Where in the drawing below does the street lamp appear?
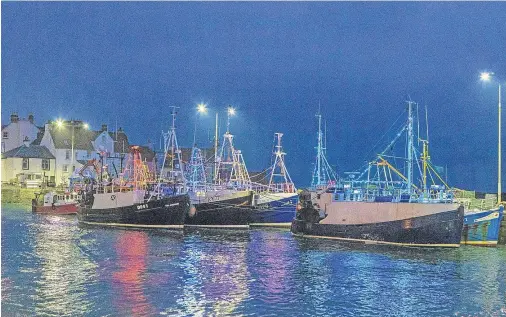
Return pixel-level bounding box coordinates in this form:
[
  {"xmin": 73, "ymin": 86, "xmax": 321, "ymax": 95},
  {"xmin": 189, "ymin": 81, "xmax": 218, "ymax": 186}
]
[
  {"xmin": 226, "ymin": 106, "xmax": 236, "ymax": 133},
  {"xmin": 194, "ymin": 103, "xmax": 208, "ymax": 145},
  {"xmin": 54, "ymin": 119, "xmax": 90, "ymax": 175},
  {"xmin": 480, "ymin": 72, "xmax": 502, "ymax": 204}
]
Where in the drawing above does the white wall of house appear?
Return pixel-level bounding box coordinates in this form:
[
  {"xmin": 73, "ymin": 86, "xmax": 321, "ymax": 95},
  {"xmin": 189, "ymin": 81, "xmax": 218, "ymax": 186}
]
[
  {"xmin": 1, "ymin": 157, "xmax": 56, "ymax": 184},
  {"xmin": 39, "ymin": 125, "xmax": 127, "ymax": 185},
  {"xmin": 92, "ymin": 131, "xmax": 115, "ymax": 154},
  {"xmin": 1, "ymin": 118, "xmax": 40, "ymax": 153}
]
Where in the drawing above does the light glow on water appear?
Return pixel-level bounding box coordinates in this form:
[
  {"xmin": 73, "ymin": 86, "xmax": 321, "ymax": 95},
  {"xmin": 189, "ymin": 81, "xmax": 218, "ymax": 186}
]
[{"xmin": 2, "ymin": 205, "xmax": 506, "ymax": 316}]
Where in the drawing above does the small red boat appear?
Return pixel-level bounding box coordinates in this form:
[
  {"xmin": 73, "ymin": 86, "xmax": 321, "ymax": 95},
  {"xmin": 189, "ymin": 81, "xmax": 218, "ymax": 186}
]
[{"xmin": 31, "ymin": 191, "xmax": 80, "ymax": 215}]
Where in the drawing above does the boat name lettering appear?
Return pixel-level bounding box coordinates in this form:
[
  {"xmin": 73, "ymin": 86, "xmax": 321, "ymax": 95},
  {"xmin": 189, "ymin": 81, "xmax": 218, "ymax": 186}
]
[
  {"xmin": 137, "ymin": 204, "xmax": 148, "ymax": 210},
  {"xmin": 168, "ymin": 203, "xmax": 180, "ymax": 207},
  {"xmin": 110, "ymin": 195, "xmax": 116, "ymax": 200}
]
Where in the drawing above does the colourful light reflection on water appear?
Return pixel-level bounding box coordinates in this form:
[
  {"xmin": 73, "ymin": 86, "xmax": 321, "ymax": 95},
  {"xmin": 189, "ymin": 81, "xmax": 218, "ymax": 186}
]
[{"xmin": 2, "ymin": 205, "xmax": 506, "ymax": 317}]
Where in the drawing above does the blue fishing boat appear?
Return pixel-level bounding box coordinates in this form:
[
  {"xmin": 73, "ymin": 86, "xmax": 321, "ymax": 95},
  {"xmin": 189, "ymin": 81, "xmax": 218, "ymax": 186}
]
[
  {"xmin": 462, "ymin": 205, "xmax": 504, "ymax": 246},
  {"xmin": 249, "ymin": 133, "xmax": 298, "ymax": 227}
]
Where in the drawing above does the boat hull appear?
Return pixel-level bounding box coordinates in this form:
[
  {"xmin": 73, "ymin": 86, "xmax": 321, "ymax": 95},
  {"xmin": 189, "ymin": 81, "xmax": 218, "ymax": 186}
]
[
  {"xmin": 292, "ymin": 192, "xmax": 464, "ymax": 247},
  {"xmin": 461, "ymin": 206, "xmax": 504, "ymax": 246},
  {"xmin": 77, "ymin": 193, "xmax": 189, "ymax": 229},
  {"xmin": 185, "ymin": 190, "xmax": 253, "ymax": 228},
  {"xmin": 249, "ymin": 193, "xmax": 298, "ymax": 227},
  {"xmin": 32, "ymin": 204, "xmax": 78, "ymax": 215}
]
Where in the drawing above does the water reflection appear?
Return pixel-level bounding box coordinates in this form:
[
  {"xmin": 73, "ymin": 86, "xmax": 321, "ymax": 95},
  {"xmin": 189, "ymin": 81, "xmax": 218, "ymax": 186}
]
[
  {"xmin": 168, "ymin": 229, "xmax": 250, "ymax": 316},
  {"xmin": 248, "ymin": 229, "xmax": 295, "ymax": 308},
  {"xmin": 2, "ymin": 205, "xmax": 506, "ymax": 317},
  {"xmin": 112, "ymin": 230, "xmax": 155, "ymax": 316},
  {"xmin": 32, "ymin": 215, "xmax": 97, "ymax": 316}
]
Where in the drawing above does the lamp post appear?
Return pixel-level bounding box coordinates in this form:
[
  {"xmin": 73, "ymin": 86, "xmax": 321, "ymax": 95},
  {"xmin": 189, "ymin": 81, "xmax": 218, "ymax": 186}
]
[
  {"xmin": 55, "ymin": 119, "xmax": 89, "ymax": 176},
  {"xmin": 194, "ymin": 105, "xmax": 236, "ymax": 181},
  {"xmin": 480, "ymin": 72, "xmax": 502, "ymax": 204}
]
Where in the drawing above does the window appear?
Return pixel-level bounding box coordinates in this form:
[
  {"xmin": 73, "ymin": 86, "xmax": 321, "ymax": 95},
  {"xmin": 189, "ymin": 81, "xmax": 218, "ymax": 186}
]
[
  {"xmin": 72, "ymin": 165, "xmax": 76, "ymax": 172},
  {"xmin": 22, "ymin": 158, "xmax": 29, "ymax": 170},
  {"xmin": 42, "ymin": 159, "xmax": 50, "ymax": 171},
  {"xmin": 2, "ymin": 132, "xmax": 8, "ymax": 139},
  {"xmin": 35, "ymin": 174, "xmax": 42, "ymax": 180},
  {"xmin": 63, "ymin": 164, "xmax": 68, "ymax": 172},
  {"xmin": 65, "ymin": 150, "xmax": 70, "ymax": 160}
]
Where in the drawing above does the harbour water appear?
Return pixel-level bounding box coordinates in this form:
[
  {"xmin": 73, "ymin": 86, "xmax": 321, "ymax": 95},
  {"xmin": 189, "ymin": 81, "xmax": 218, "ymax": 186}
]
[{"xmin": 2, "ymin": 204, "xmax": 506, "ymax": 317}]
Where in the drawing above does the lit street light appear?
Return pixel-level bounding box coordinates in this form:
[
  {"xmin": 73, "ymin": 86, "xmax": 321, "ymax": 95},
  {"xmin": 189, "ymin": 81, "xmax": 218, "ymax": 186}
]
[
  {"xmin": 480, "ymin": 71, "xmax": 502, "ymax": 204},
  {"xmin": 53, "ymin": 119, "xmax": 90, "ymax": 175}
]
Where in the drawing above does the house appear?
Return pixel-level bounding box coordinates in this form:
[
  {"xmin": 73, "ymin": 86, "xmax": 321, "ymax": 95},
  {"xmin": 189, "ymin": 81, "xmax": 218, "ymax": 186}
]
[
  {"xmin": 37, "ymin": 121, "xmax": 131, "ymax": 186},
  {"xmin": 1, "ymin": 138, "xmax": 56, "ymax": 188},
  {"xmin": 1, "ymin": 113, "xmax": 42, "ymax": 153}
]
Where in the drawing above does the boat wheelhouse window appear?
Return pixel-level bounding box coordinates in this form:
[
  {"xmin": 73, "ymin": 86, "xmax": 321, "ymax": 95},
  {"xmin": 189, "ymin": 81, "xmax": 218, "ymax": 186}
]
[
  {"xmin": 63, "ymin": 165, "xmax": 68, "ymax": 172},
  {"xmin": 65, "ymin": 150, "xmax": 71, "ymax": 160},
  {"xmin": 22, "ymin": 158, "xmax": 29, "ymax": 170},
  {"xmin": 42, "ymin": 159, "xmax": 50, "ymax": 171},
  {"xmin": 2, "ymin": 132, "xmax": 8, "ymax": 139},
  {"xmin": 53, "ymin": 195, "xmax": 58, "ymax": 203}
]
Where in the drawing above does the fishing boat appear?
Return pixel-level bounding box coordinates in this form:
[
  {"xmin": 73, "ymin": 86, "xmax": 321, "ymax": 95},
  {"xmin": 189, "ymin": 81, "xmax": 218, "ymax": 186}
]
[
  {"xmin": 183, "ymin": 108, "xmax": 254, "ymax": 228},
  {"xmin": 185, "ymin": 128, "xmax": 254, "ymax": 228},
  {"xmin": 32, "ymin": 191, "xmax": 80, "ymax": 214},
  {"xmin": 248, "ymin": 133, "xmax": 298, "ymax": 227},
  {"xmin": 77, "ymin": 131, "xmax": 190, "ymax": 229},
  {"xmin": 461, "ymin": 198, "xmax": 504, "ymax": 247},
  {"xmin": 292, "ymin": 102, "xmax": 464, "ymax": 247}
]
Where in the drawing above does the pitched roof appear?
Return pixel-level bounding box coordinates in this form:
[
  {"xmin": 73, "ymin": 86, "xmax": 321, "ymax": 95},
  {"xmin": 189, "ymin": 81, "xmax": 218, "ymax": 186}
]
[
  {"xmin": 109, "ymin": 131, "xmax": 130, "ymax": 153},
  {"xmin": 48, "ymin": 125, "xmax": 98, "ymax": 150},
  {"xmin": 31, "ymin": 127, "xmax": 45, "ymax": 146},
  {"xmin": 2, "ymin": 145, "xmax": 55, "ymax": 159}
]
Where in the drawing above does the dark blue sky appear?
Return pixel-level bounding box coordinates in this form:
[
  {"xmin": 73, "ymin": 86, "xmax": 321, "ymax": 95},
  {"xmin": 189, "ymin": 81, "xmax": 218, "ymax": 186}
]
[{"xmin": 2, "ymin": 2, "xmax": 506, "ymax": 191}]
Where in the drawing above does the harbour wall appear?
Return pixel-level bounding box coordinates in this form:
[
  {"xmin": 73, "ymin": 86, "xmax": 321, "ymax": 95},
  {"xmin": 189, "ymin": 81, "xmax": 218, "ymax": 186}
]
[{"xmin": 1, "ymin": 186, "xmax": 44, "ymax": 205}]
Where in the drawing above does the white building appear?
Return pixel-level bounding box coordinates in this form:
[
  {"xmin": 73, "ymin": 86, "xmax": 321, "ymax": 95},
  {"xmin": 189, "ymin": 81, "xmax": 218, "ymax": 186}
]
[
  {"xmin": 37, "ymin": 121, "xmax": 131, "ymax": 186},
  {"xmin": 1, "ymin": 138, "xmax": 56, "ymax": 187},
  {"xmin": 1, "ymin": 113, "xmax": 41, "ymax": 153}
]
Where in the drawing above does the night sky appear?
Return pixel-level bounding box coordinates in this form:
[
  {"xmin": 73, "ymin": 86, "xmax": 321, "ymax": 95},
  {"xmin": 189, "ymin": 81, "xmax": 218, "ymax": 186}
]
[{"xmin": 2, "ymin": 2, "xmax": 506, "ymax": 191}]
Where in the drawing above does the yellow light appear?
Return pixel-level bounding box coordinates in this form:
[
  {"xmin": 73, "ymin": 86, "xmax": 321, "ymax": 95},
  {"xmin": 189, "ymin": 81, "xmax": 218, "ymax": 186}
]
[
  {"xmin": 197, "ymin": 103, "xmax": 207, "ymax": 114},
  {"xmin": 55, "ymin": 119, "xmax": 64, "ymax": 128},
  {"xmin": 480, "ymin": 72, "xmax": 492, "ymax": 82},
  {"xmin": 228, "ymin": 107, "xmax": 236, "ymax": 116},
  {"xmin": 83, "ymin": 123, "xmax": 89, "ymax": 130}
]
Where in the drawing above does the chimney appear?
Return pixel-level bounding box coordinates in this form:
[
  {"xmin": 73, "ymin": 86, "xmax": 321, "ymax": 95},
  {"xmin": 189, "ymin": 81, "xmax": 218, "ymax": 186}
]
[
  {"xmin": 10, "ymin": 113, "xmax": 19, "ymax": 123},
  {"xmin": 28, "ymin": 113, "xmax": 34, "ymax": 124},
  {"xmin": 101, "ymin": 124, "xmax": 108, "ymax": 132},
  {"xmin": 23, "ymin": 136, "xmax": 30, "ymax": 147}
]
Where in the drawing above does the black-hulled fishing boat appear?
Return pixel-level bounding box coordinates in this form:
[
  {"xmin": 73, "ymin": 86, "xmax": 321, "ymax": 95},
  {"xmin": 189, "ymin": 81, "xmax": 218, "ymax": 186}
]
[
  {"xmin": 185, "ymin": 188, "xmax": 254, "ymax": 228},
  {"xmin": 78, "ymin": 144, "xmax": 189, "ymax": 229},
  {"xmin": 291, "ymin": 101, "xmax": 464, "ymax": 247},
  {"xmin": 292, "ymin": 190, "xmax": 464, "ymax": 247},
  {"xmin": 184, "ymin": 112, "xmax": 254, "ymax": 228},
  {"xmin": 78, "ymin": 189, "xmax": 189, "ymax": 229}
]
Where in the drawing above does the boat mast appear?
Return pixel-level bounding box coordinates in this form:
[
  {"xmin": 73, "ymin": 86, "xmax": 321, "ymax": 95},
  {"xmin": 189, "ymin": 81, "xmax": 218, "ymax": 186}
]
[
  {"xmin": 407, "ymin": 101, "xmax": 414, "ymax": 195},
  {"xmin": 311, "ymin": 107, "xmax": 337, "ymax": 188},
  {"xmin": 268, "ymin": 133, "xmax": 295, "ymax": 193},
  {"xmin": 160, "ymin": 106, "xmax": 185, "ymax": 188}
]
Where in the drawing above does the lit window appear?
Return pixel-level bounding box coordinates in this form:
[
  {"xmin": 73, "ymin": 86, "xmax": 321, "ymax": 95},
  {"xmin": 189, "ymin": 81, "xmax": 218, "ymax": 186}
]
[
  {"xmin": 65, "ymin": 150, "xmax": 70, "ymax": 160},
  {"xmin": 2, "ymin": 132, "xmax": 8, "ymax": 139},
  {"xmin": 22, "ymin": 158, "xmax": 29, "ymax": 170},
  {"xmin": 42, "ymin": 159, "xmax": 50, "ymax": 171}
]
